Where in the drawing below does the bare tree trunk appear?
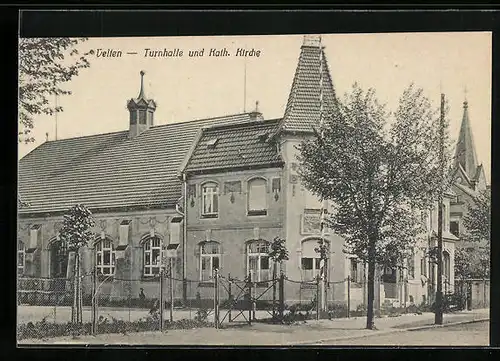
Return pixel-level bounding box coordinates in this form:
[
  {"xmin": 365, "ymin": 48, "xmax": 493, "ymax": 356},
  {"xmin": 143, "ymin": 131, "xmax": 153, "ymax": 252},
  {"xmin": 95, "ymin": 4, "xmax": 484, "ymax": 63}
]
[
  {"xmin": 366, "ymin": 238, "xmax": 376, "ymax": 330},
  {"xmin": 272, "ymin": 262, "xmax": 277, "ymax": 319}
]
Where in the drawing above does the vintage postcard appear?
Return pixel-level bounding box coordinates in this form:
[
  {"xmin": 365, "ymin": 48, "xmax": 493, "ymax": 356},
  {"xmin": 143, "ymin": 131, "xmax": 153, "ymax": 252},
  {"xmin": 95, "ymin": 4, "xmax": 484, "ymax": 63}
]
[{"xmin": 17, "ymin": 32, "xmax": 491, "ymax": 346}]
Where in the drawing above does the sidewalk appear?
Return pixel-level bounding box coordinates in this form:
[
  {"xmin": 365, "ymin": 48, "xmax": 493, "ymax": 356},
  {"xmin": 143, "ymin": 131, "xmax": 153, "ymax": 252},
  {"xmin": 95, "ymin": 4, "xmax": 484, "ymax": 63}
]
[{"xmin": 18, "ymin": 308, "xmax": 489, "ymax": 345}]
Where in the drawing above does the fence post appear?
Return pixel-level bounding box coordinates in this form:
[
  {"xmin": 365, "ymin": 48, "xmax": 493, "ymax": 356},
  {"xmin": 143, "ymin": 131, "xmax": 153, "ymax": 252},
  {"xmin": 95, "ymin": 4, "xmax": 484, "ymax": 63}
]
[
  {"xmin": 347, "ymin": 275, "xmax": 351, "ymax": 318},
  {"xmin": 247, "ymin": 273, "xmax": 252, "ymax": 325},
  {"xmin": 91, "ymin": 267, "xmax": 96, "ymax": 335},
  {"xmin": 169, "ymin": 259, "xmax": 174, "ymax": 322},
  {"xmin": 279, "ymin": 272, "xmax": 285, "ymax": 322},
  {"xmin": 214, "ymin": 268, "xmax": 219, "ymax": 329},
  {"xmin": 78, "ymin": 253, "xmax": 83, "ymax": 324},
  {"xmin": 252, "ymin": 271, "xmax": 257, "ymax": 321},
  {"xmin": 159, "ymin": 270, "xmax": 164, "ymax": 332},
  {"xmin": 228, "ymin": 273, "xmax": 232, "ymax": 323},
  {"xmin": 72, "ymin": 254, "xmax": 77, "ymax": 324},
  {"xmin": 316, "ymin": 275, "xmax": 320, "ymax": 320},
  {"xmin": 483, "ymin": 279, "xmax": 487, "ymax": 308}
]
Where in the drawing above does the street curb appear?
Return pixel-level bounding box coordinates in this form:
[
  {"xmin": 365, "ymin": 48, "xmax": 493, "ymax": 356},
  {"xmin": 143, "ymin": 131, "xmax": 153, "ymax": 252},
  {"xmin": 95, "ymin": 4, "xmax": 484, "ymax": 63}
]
[
  {"xmin": 405, "ymin": 317, "xmax": 489, "ymax": 332},
  {"xmin": 290, "ymin": 317, "xmax": 489, "ymax": 345}
]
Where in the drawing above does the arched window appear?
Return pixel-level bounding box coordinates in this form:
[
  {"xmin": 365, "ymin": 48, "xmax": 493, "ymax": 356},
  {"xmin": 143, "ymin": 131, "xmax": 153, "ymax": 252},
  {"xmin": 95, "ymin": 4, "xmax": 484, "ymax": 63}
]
[
  {"xmin": 95, "ymin": 238, "xmax": 116, "ymax": 276},
  {"xmin": 201, "ymin": 182, "xmax": 219, "ymax": 218},
  {"xmin": 143, "ymin": 236, "xmax": 163, "ymax": 277},
  {"xmin": 443, "ymin": 251, "xmax": 451, "ymax": 281},
  {"xmin": 246, "ymin": 240, "xmax": 270, "ymax": 282},
  {"xmin": 300, "ymin": 238, "xmax": 329, "ymax": 281},
  {"xmin": 17, "ymin": 240, "xmax": 25, "ymax": 276},
  {"xmin": 247, "ymin": 178, "xmax": 267, "ymax": 216},
  {"xmin": 50, "ymin": 239, "xmax": 68, "ymax": 278},
  {"xmin": 199, "ymin": 241, "xmax": 221, "ymax": 281}
]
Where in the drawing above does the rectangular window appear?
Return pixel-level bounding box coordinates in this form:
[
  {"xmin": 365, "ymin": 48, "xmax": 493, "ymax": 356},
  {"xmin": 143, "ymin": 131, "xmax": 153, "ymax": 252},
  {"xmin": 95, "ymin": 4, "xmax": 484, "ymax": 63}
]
[
  {"xmin": 272, "ymin": 178, "xmax": 281, "ymax": 193},
  {"xmin": 450, "ymin": 221, "xmax": 459, "ymax": 237},
  {"xmin": 200, "ymin": 242, "xmax": 221, "ymax": 281},
  {"xmin": 247, "ymin": 241, "xmax": 270, "ymax": 282},
  {"xmin": 301, "ymin": 258, "xmax": 313, "ymax": 270},
  {"xmin": 301, "ymin": 257, "xmax": 322, "ymax": 281},
  {"xmin": 202, "ymin": 183, "xmax": 219, "ymax": 217}
]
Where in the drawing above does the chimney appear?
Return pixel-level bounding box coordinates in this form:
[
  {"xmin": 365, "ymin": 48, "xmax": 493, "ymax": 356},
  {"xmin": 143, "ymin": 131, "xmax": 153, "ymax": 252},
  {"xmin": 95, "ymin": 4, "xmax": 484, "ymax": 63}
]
[
  {"xmin": 127, "ymin": 70, "xmax": 157, "ymax": 139},
  {"xmin": 249, "ymin": 101, "xmax": 263, "ymax": 121}
]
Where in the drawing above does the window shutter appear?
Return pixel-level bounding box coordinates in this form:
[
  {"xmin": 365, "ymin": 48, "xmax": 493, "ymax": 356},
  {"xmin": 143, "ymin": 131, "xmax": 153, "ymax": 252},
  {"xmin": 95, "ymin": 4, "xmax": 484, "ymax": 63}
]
[
  {"xmin": 29, "ymin": 225, "xmax": 40, "ymax": 249},
  {"xmin": 170, "ymin": 219, "xmax": 181, "ymax": 244},
  {"xmin": 119, "ymin": 221, "xmax": 130, "ymax": 247},
  {"xmin": 249, "ymin": 179, "xmax": 267, "ymax": 211}
]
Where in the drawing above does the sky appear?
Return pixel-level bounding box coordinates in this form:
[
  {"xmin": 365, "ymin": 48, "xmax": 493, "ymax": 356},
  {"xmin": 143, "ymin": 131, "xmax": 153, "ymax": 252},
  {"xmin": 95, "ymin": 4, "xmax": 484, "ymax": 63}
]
[{"xmin": 18, "ymin": 32, "xmax": 492, "ymax": 182}]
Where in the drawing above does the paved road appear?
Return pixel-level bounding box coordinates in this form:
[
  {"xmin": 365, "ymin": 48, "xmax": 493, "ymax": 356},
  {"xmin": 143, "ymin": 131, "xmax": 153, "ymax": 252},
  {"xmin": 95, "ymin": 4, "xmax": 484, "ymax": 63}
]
[{"xmin": 313, "ymin": 321, "xmax": 489, "ymax": 346}]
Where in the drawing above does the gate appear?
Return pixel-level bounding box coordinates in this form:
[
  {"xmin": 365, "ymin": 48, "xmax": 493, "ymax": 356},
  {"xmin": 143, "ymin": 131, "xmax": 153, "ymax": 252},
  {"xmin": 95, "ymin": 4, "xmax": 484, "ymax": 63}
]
[{"xmin": 217, "ymin": 272, "xmax": 285, "ymax": 327}]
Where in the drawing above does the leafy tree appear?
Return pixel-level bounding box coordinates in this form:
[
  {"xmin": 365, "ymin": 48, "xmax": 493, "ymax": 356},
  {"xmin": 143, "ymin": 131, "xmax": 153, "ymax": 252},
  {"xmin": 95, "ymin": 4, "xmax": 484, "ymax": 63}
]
[
  {"xmin": 455, "ymin": 247, "xmax": 489, "ymax": 280},
  {"xmin": 456, "ymin": 188, "xmax": 491, "ymax": 279},
  {"xmin": 463, "ymin": 188, "xmax": 491, "ymax": 244},
  {"xmin": 297, "ymin": 83, "xmax": 451, "ymax": 329},
  {"xmin": 59, "ymin": 204, "xmax": 95, "ymax": 323},
  {"xmin": 18, "ymin": 38, "xmax": 94, "ymax": 143},
  {"xmin": 268, "ymin": 236, "xmax": 289, "ymax": 319}
]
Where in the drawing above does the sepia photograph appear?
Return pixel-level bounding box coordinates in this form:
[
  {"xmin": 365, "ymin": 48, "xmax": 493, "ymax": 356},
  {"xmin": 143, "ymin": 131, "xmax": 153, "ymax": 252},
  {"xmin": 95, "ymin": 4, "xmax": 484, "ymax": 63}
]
[{"xmin": 17, "ymin": 31, "xmax": 491, "ymax": 346}]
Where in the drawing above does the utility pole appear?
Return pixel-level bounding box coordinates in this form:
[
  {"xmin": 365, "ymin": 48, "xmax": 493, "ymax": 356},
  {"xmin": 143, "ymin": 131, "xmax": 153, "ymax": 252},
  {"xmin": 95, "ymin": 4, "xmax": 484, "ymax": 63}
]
[{"xmin": 434, "ymin": 93, "xmax": 445, "ymax": 325}]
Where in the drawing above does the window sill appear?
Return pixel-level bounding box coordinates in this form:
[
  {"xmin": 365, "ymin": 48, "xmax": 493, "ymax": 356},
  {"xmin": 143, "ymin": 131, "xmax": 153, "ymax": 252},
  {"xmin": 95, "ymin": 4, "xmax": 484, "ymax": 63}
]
[
  {"xmin": 142, "ymin": 275, "xmax": 161, "ymax": 281},
  {"xmin": 198, "ymin": 281, "xmax": 215, "ymax": 288},
  {"xmin": 247, "ymin": 210, "xmax": 267, "ymax": 217},
  {"xmin": 201, "ymin": 214, "xmax": 218, "ymax": 219}
]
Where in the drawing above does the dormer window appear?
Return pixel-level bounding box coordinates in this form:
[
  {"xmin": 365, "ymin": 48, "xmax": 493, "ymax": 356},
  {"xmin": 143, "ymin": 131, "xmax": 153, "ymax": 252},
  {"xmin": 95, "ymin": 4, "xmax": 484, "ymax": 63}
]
[
  {"xmin": 257, "ymin": 132, "xmax": 269, "ymax": 143},
  {"xmin": 206, "ymin": 138, "xmax": 219, "ymax": 149}
]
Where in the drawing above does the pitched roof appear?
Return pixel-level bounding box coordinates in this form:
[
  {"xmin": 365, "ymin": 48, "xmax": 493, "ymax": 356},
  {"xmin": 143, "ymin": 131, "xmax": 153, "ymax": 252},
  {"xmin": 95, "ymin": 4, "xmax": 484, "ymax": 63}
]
[
  {"xmin": 183, "ymin": 118, "xmax": 284, "ymax": 174},
  {"xmin": 18, "ymin": 113, "xmax": 256, "ymax": 215},
  {"xmin": 277, "ymin": 39, "xmax": 337, "ymax": 134},
  {"xmin": 454, "ymin": 100, "xmax": 479, "ymax": 181}
]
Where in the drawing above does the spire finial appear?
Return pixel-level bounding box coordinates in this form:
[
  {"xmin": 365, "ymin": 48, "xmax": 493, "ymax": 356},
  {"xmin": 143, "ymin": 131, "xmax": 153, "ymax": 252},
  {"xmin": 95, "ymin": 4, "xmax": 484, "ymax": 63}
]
[
  {"xmin": 255, "ymin": 100, "xmax": 259, "ymax": 112},
  {"xmin": 464, "ymin": 85, "xmax": 468, "ymax": 108},
  {"xmin": 138, "ymin": 70, "xmax": 146, "ymax": 99}
]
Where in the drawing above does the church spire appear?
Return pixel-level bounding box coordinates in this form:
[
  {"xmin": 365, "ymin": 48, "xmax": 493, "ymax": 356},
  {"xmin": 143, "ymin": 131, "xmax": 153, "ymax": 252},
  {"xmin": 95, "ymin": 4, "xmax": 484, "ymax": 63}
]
[{"xmin": 454, "ymin": 96, "xmax": 479, "ymax": 182}]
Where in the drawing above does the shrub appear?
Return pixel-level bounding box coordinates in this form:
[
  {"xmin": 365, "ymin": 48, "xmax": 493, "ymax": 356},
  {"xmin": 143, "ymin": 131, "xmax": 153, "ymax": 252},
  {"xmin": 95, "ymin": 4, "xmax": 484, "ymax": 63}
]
[{"xmin": 17, "ymin": 317, "xmax": 213, "ymax": 340}]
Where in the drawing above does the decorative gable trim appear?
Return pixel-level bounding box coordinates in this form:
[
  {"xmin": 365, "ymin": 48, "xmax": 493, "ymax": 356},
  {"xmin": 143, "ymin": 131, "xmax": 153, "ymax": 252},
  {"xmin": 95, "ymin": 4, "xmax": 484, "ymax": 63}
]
[{"xmin": 178, "ymin": 127, "xmax": 205, "ymax": 178}]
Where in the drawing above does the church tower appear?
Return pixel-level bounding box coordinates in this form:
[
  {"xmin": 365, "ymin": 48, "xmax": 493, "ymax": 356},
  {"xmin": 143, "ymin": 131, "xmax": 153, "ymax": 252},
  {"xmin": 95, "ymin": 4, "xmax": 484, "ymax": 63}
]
[
  {"xmin": 127, "ymin": 70, "xmax": 157, "ymax": 139},
  {"xmin": 453, "ymin": 98, "xmax": 486, "ymax": 191}
]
